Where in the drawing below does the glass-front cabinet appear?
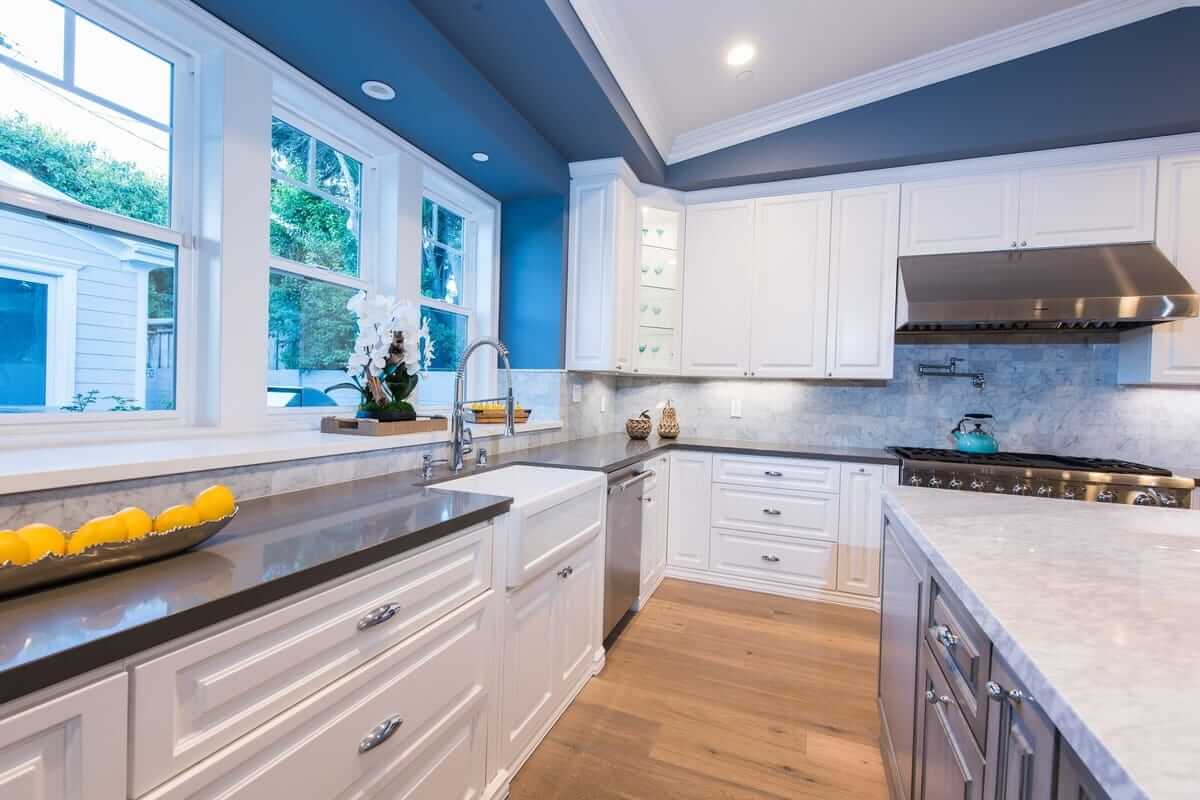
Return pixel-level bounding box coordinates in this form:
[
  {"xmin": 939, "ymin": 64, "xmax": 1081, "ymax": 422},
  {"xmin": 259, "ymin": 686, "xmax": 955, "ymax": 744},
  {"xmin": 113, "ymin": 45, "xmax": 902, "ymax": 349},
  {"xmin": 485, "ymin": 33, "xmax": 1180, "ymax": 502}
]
[{"xmin": 635, "ymin": 205, "xmax": 683, "ymax": 374}]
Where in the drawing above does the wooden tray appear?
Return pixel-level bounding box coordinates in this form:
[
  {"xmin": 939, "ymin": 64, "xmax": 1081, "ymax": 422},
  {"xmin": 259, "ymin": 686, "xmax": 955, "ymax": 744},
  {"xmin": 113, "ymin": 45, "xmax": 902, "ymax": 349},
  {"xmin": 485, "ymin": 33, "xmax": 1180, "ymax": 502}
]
[
  {"xmin": 465, "ymin": 408, "xmax": 532, "ymax": 425},
  {"xmin": 320, "ymin": 416, "xmax": 448, "ymax": 436}
]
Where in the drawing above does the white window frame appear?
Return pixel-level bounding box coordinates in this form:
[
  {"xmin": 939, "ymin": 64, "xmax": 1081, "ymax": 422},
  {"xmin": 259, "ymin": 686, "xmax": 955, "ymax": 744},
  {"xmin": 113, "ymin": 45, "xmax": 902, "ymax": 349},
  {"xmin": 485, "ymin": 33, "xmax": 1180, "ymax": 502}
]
[
  {"xmin": 0, "ymin": 0, "xmax": 195, "ymax": 432},
  {"xmin": 266, "ymin": 104, "xmax": 379, "ymax": 417}
]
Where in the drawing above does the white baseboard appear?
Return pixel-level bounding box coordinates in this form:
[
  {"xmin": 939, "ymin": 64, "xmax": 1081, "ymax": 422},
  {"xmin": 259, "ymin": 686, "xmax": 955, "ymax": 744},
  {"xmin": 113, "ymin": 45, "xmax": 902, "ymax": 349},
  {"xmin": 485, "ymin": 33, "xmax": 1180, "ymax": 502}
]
[
  {"xmin": 664, "ymin": 565, "xmax": 881, "ymax": 612},
  {"xmin": 633, "ymin": 569, "xmax": 667, "ymax": 611}
]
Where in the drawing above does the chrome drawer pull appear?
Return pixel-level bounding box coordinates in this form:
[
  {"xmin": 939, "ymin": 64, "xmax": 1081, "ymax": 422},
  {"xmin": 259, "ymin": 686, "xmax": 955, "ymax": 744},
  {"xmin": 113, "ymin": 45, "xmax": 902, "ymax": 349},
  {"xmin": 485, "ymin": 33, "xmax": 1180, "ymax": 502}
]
[
  {"xmin": 357, "ymin": 604, "xmax": 399, "ymax": 631},
  {"xmin": 934, "ymin": 624, "xmax": 960, "ymax": 650},
  {"xmin": 761, "ymin": 554, "xmax": 781, "ymax": 563},
  {"xmin": 925, "ymin": 690, "xmax": 952, "ymax": 706},
  {"xmin": 987, "ymin": 681, "xmax": 1033, "ymax": 705},
  {"xmin": 763, "ymin": 470, "xmax": 783, "ymax": 477},
  {"xmin": 358, "ymin": 715, "xmax": 403, "ymax": 754},
  {"xmin": 557, "ymin": 566, "xmax": 574, "ymax": 579},
  {"xmin": 762, "ymin": 508, "xmax": 782, "ymax": 516}
]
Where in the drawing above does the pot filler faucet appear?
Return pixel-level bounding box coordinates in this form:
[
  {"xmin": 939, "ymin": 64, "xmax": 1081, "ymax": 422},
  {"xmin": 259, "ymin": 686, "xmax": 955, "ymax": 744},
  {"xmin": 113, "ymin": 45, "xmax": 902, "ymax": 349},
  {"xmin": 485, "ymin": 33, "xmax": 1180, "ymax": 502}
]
[{"xmin": 450, "ymin": 337, "xmax": 515, "ymax": 472}]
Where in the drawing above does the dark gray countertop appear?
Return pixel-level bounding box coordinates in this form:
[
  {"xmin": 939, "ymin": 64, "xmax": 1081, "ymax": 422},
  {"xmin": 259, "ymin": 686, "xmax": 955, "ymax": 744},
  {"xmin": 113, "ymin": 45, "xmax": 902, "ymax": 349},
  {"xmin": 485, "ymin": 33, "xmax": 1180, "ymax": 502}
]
[
  {"xmin": 454, "ymin": 433, "xmax": 898, "ymax": 476},
  {"xmin": 0, "ymin": 474, "xmax": 510, "ymax": 706}
]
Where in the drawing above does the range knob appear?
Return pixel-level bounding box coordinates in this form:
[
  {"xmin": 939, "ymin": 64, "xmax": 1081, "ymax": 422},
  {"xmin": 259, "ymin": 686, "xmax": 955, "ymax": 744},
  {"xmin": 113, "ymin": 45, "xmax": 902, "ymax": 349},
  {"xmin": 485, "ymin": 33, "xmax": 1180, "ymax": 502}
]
[
  {"xmin": 909, "ymin": 474, "xmax": 923, "ymax": 487},
  {"xmin": 1062, "ymin": 486, "xmax": 1078, "ymax": 500},
  {"xmin": 1011, "ymin": 483, "xmax": 1030, "ymax": 496},
  {"xmin": 928, "ymin": 476, "xmax": 944, "ymax": 489},
  {"xmin": 1096, "ymin": 488, "xmax": 1116, "ymax": 503},
  {"xmin": 970, "ymin": 478, "xmax": 986, "ymax": 491},
  {"xmin": 1162, "ymin": 494, "xmax": 1180, "ymax": 508},
  {"xmin": 993, "ymin": 484, "xmax": 1007, "ymax": 493},
  {"xmin": 1035, "ymin": 485, "xmax": 1054, "ymax": 498},
  {"xmin": 1133, "ymin": 493, "xmax": 1155, "ymax": 506},
  {"xmin": 948, "ymin": 476, "xmax": 964, "ymax": 490}
]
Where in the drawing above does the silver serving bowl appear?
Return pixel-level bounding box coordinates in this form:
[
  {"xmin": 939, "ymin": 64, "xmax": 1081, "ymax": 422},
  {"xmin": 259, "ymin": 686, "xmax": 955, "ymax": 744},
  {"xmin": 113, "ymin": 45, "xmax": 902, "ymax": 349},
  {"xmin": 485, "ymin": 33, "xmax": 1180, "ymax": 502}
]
[{"xmin": 0, "ymin": 508, "xmax": 238, "ymax": 598}]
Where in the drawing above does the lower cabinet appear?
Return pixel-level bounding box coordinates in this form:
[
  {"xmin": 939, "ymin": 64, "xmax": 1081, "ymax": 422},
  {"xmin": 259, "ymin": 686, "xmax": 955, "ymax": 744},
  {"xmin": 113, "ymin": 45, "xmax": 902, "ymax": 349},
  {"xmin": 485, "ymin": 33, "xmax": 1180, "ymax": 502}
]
[
  {"xmin": 983, "ymin": 651, "xmax": 1055, "ymax": 800},
  {"xmin": 916, "ymin": 641, "xmax": 985, "ymax": 800},
  {"xmin": 666, "ymin": 450, "xmax": 713, "ymax": 569},
  {"xmin": 501, "ymin": 535, "xmax": 601, "ymax": 768},
  {"xmin": 0, "ymin": 673, "xmax": 127, "ymax": 800},
  {"xmin": 836, "ymin": 463, "xmax": 885, "ymax": 596},
  {"xmin": 1057, "ymin": 740, "xmax": 1111, "ymax": 800},
  {"xmin": 878, "ymin": 519, "xmax": 925, "ymax": 800},
  {"xmin": 638, "ymin": 454, "xmax": 670, "ymax": 607}
]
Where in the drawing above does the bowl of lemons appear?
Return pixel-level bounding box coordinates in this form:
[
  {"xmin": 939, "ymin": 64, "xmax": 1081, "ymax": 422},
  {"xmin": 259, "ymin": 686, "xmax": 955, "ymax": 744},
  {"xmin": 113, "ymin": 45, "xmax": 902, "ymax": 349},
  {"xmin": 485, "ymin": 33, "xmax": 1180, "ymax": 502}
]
[{"xmin": 0, "ymin": 485, "xmax": 238, "ymax": 597}]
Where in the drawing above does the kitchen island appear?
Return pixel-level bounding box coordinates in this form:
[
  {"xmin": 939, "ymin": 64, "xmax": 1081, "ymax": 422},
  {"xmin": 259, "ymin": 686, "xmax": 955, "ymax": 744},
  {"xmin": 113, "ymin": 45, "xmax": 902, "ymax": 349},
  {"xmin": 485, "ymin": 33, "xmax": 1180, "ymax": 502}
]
[{"xmin": 880, "ymin": 485, "xmax": 1200, "ymax": 800}]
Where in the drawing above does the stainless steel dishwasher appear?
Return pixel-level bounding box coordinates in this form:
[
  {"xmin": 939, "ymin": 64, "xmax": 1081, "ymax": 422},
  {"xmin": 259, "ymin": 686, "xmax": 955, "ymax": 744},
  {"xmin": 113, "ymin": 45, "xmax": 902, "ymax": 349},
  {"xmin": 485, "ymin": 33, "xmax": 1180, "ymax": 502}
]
[{"xmin": 603, "ymin": 464, "xmax": 653, "ymax": 639}]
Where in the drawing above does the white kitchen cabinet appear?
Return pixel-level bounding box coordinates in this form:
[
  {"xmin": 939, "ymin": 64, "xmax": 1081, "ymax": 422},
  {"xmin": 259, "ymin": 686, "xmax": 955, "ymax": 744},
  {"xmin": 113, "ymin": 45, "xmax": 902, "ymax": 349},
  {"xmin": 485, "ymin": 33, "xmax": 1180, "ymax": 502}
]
[
  {"xmin": 666, "ymin": 450, "xmax": 713, "ymax": 569},
  {"xmin": 749, "ymin": 192, "xmax": 832, "ymax": 378},
  {"xmin": 709, "ymin": 529, "xmax": 838, "ymax": 590},
  {"xmin": 0, "ymin": 674, "xmax": 126, "ymax": 800},
  {"xmin": 827, "ymin": 184, "xmax": 900, "ymax": 379},
  {"xmin": 1119, "ymin": 152, "xmax": 1200, "ymax": 385},
  {"xmin": 638, "ymin": 455, "xmax": 670, "ymax": 608},
  {"xmin": 836, "ymin": 463, "xmax": 885, "ymax": 597},
  {"xmin": 899, "ymin": 172, "xmax": 1020, "ymax": 255},
  {"xmin": 635, "ymin": 202, "xmax": 685, "ymax": 375},
  {"xmin": 555, "ymin": 538, "xmax": 600, "ymax": 695},
  {"xmin": 566, "ymin": 164, "xmax": 638, "ymax": 373},
  {"xmin": 680, "ymin": 200, "xmax": 754, "ymax": 376},
  {"xmin": 1017, "ymin": 158, "xmax": 1156, "ymax": 248}
]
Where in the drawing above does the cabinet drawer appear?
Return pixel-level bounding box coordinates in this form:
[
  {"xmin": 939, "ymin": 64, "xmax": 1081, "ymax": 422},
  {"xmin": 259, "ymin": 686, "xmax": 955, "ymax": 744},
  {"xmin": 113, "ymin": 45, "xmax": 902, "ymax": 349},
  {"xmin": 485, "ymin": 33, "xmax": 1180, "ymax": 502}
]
[
  {"xmin": 713, "ymin": 453, "xmax": 840, "ymax": 493},
  {"xmin": 710, "ymin": 528, "xmax": 837, "ymax": 589},
  {"xmin": 130, "ymin": 524, "xmax": 493, "ymax": 795},
  {"xmin": 710, "ymin": 484, "xmax": 838, "ymax": 541},
  {"xmin": 924, "ymin": 570, "xmax": 990, "ymax": 751},
  {"xmin": 142, "ymin": 594, "xmax": 493, "ymax": 800},
  {"xmin": 917, "ymin": 641, "xmax": 984, "ymax": 800}
]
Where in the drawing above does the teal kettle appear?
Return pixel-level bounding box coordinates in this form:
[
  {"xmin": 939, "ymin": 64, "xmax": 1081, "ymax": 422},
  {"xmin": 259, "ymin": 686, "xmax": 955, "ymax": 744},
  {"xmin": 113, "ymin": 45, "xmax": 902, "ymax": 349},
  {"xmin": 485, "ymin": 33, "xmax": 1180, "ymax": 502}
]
[{"xmin": 952, "ymin": 413, "xmax": 999, "ymax": 454}]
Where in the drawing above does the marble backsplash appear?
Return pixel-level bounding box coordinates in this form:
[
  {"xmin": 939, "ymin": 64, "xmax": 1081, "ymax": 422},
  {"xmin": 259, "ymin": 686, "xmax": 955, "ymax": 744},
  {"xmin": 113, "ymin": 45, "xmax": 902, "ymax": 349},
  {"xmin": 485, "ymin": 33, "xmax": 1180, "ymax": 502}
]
[{"xmin": 605, "ymin": 340, "xmax": 1200, "ymax": 473}]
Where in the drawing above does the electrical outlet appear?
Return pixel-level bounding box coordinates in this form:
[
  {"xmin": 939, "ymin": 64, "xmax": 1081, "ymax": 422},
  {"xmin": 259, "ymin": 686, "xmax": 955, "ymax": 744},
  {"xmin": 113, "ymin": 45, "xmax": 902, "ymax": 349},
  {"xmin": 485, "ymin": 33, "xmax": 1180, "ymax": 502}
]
[
  {"xmin": 600, "ymin": 395, "xmax": 607, "ymax": 413},
  {"xmin": 571, "ymin": 384, "xmax": 582, "ymax": 403},
  {"xmin": 730, "ymin": 398, "xmax": 742, "ymax": 418}
]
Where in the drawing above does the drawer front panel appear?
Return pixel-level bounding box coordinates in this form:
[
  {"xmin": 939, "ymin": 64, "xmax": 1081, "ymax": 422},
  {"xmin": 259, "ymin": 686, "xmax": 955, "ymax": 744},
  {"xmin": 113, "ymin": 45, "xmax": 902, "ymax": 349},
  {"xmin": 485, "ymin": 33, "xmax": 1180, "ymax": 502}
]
[
  {"xmin": 710, "ymin": 528, "xmax": 837, "ymax": 589},
  {"xmin": 710, "ymin": 484, "xmax": 838, "ymax": 541},
  {"xmin": 131, "ymin": 525, "xmax": 493, "ymax": 795},
  {"xmin": 713, "ymin": 454, "xmax": 840, "ymax": 493},
  {"xmin": 924, "ymin": 570, "xmax": 990, "ymax": 750},
  {"xmin": 511, "ymin": 486, "xmax": 603, "ymax": 588},
  {"xmin": 918, "ymin": 641, "xmax": 984, "ymax": 800},
  {"xmin": 143, "ymin": 594, "xmax": 493, "ymax": 800}
]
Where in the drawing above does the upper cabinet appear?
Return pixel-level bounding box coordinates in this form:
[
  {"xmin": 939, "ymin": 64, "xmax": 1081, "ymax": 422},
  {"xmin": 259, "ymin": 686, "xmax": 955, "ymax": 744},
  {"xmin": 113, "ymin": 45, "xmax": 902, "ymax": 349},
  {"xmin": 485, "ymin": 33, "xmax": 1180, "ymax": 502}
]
[
  {"xmin": 566, "ymin": 164, "xmax": 639, "ymax": 373},
  {"xmin": 899, "ymin": 157, "xmax": 1157, "ymax": 256},
  {"xmin": 750, "ymin": 193, "xmax": 832, "ymax": 379},
  {"xmin": 899, "ymin": 173, "xmax": 1020, "ymax": 256},
  {"xmin": 827, "ymin": 185, "xmax": 900, "ymax": 380},
  {"xmin": 680, "ymin": 200, "xmax": 755, "ymax": 377},
  {"xmin": 1119, "ymin": 152, "xmax": 1200, "ymax": 385},
  {"xmin": 635, "ymin": 202, "xmax": 685, "ymax": 375}
]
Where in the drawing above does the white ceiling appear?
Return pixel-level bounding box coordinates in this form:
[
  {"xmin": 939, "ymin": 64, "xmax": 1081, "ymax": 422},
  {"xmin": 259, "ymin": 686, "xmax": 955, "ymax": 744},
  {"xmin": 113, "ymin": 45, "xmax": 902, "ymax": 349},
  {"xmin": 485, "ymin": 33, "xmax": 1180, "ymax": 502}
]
[{"xmin": 570, "ymin": 0, "xmax": 1180, "ymax": 163}]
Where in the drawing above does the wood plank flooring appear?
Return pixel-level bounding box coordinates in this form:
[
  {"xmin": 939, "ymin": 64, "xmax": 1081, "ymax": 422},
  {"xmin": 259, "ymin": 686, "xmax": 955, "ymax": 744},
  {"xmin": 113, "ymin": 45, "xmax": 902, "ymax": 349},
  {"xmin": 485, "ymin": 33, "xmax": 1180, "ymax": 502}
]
[{"xmin": 510, "ymin": 579, "xmax": 887, "ymax": 800}]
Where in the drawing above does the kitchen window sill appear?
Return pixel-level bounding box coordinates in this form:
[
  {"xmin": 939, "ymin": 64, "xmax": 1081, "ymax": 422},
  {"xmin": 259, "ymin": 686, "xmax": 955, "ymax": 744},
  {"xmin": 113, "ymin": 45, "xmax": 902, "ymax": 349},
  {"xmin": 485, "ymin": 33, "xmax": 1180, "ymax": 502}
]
[{"xmin": 0, "ymin": 419, "xmax": 563, "ymax": 496}]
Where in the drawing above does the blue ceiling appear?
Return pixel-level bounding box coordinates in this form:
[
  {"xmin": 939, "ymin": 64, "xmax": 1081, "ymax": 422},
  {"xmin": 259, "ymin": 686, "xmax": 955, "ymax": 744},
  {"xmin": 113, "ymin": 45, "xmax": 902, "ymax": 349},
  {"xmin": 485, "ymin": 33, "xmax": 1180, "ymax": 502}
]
[{"xmin": 191, "ymin": 0, "xmax": 570, "ymax": 200}]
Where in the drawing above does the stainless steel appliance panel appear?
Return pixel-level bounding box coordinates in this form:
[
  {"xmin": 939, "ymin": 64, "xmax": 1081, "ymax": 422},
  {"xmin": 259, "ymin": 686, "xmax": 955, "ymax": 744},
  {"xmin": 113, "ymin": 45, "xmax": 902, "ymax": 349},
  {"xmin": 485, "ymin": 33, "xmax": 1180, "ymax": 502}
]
[{"xmin": 603, "ymin": 467, "xmax": 651, "ymax": 639}]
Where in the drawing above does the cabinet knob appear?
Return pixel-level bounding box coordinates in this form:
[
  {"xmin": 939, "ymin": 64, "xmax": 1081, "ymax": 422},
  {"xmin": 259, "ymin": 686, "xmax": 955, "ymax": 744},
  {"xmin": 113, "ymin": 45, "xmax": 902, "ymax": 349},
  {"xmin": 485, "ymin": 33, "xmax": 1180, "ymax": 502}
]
[
  {"xmin": 760, "ymin": 554, "xmax": 781, "ymax": 563},
  {"xmin": 557, "ymin": 566, "xmax": 574, "ymax": 579},
  {"xmin": 1020, "ymin": 240, "xmax": 1028, "ymax": 247},
  {"xmin": 1011, "ymin": 241, "xmax": 1018, "ymax": 248},
  {"xmin": 764, "ymin": 470, "xmax": 784, "ymax": 477},
  {"xmin": 934, "ymin": 624, "xmax": 960, "ymax": 650},
  {"xmin": 925, "ymin": 690, "xmax": 951, "ymax": 706},
  {"xmin": 762, "ymin": 508, "xmax": 782, "ymax": 516},
  {"xmin": 987, "ymin": 680, "xmax": 1031, "ymax": 704}
]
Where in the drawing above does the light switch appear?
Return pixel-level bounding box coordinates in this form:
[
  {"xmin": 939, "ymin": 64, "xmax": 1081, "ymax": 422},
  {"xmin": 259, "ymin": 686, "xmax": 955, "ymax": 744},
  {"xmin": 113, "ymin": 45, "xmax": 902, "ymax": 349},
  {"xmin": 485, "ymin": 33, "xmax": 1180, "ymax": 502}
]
[
  {"xmin": 730, "ymin": 398, "xmax": 742, "ymax": 418},
  {"xmin": 571, "ymin": 384, "xmax": 582, "ymax": 403},
  {"xmin": 600, "ymin": 395, "xmax": 607, "ymax": 413}
]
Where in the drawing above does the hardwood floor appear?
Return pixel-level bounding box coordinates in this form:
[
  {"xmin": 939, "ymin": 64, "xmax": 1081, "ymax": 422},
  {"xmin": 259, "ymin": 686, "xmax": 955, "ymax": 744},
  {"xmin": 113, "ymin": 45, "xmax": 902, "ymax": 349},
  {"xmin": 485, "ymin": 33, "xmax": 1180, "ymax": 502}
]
[{"xmin": 510, "ymin": 579, "xmax": 887, "ymax": 800}]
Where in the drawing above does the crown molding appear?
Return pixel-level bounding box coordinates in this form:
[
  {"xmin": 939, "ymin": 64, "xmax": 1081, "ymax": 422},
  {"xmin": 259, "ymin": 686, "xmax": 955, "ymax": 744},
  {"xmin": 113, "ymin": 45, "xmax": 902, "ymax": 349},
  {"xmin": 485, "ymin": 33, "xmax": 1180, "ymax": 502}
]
[
  {"xmin": 666, "ymin": 0, "xmax": 1189, "ymax": 164},
  {"xmin": 569, "ymin": 0, "xmax": 673, "ymax": 159}
]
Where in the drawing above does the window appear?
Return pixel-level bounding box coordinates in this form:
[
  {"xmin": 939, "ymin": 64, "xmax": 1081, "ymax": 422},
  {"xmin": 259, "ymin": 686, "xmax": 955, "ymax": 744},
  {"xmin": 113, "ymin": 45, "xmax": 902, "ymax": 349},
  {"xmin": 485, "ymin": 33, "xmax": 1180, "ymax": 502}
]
[
  {"xmin": 0, "ymin": 0, "xmax": 174, "ymax": 226},
  {"xmin": 267, "ymin": 115, "xmax": 366, "ymax": 408},
  {"xmin": 419, "ymin": 196, "xmax": 472, "ymax": 407},
  {"xmin": 0, "ymin": 203, "xmax": 177, "ymax": 414}
]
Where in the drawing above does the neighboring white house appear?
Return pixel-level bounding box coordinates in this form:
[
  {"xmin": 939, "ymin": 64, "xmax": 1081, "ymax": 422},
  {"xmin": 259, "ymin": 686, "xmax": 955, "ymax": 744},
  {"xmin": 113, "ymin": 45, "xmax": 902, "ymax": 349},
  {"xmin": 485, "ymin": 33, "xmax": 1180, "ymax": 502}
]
[{"xmin": 0, "ymin": 163, "xmax": 175, "ymax": 413}]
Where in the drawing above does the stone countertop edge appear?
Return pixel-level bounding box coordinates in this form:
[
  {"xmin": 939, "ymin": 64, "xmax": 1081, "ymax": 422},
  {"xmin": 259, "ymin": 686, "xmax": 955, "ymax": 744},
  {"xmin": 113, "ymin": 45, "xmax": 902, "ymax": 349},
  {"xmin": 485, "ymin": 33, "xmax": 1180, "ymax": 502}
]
[
  {"xmin": 881, "ymin": 492, "xmax": 1147, "ymax": 800},
  {"xmin": 0, "ymin": 493, "xmax": 510, "ymax": 708}
]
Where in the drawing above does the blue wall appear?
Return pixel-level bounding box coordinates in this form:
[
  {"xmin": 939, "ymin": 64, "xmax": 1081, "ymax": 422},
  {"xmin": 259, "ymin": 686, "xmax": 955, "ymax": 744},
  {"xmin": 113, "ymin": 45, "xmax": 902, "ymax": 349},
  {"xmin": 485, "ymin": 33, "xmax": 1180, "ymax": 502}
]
[
  {"xmin": 499, "ymin": 196, "xmax": 567, "ymax": 368},
  {"xmin": 668, "ymin": 9, "xmax": 1200, "ymax": 190}
]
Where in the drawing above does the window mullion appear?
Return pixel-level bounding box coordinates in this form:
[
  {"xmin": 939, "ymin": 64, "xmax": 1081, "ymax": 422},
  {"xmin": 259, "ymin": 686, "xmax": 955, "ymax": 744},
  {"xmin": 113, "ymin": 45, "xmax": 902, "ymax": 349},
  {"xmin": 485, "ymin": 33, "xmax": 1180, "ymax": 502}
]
[
  {"xmin": 307, "ymin": 137, "xmax": 316, "ymax": 189},
  {"xmin": 62, "ymin": 9, "xmax": 76, "ymax": 86}
]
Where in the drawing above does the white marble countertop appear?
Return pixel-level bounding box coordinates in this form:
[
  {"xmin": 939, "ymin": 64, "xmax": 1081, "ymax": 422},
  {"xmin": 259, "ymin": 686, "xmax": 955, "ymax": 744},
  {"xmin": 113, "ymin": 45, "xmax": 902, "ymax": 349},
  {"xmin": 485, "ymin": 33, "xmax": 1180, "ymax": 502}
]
[{"xmin": 884, "ymin": 486, "xmax": 1200, "ymax": 800}]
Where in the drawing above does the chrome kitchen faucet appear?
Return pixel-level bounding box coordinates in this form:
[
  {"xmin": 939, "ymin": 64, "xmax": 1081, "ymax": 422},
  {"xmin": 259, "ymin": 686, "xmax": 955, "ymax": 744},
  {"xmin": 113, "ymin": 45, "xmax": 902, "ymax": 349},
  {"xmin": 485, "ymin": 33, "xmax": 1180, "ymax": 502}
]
[{"xmin": 450, "ymin": 337, "xmax": 515, "ymax": 472}]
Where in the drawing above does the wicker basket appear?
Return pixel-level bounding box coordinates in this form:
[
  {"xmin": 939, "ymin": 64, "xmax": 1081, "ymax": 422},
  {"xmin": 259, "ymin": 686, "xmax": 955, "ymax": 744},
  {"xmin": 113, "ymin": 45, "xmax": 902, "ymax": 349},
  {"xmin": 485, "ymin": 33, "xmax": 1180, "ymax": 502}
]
[
  {"xmin": 626, "ymin": 411, "xmax": 652, "ymax": 440},
  {"xmin": 658, "ymin": 401, "xmax": 679, "ymax": 439}
]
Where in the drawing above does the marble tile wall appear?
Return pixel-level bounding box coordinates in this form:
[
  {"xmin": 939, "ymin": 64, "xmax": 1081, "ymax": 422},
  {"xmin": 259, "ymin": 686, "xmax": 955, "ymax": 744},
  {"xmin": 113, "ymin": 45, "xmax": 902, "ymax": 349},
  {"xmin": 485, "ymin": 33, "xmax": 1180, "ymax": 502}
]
[{"xmin": 608, "ymin": 340, "xmax": 1200, "ymax": 473}]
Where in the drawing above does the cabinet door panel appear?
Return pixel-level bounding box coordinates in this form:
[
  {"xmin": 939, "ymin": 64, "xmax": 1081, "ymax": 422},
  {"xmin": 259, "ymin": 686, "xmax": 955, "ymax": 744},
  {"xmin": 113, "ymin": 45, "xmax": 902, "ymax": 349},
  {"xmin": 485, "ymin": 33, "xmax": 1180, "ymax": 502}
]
[
  {"xmin": 827, "ymin": 185, "xmax": 900, "ymax": 379},
  {"xmin": 0, "ymin": 674, "xmax": 126, "ymax": 800},
  {"xmin": 1149, "ymin": 153, "xmax": 1200, "ymax": 382},
  {"xmin": 984, "ymin": 651, "xmax": 1055, "ymax": 800},
  {"xmin": 1018, "ymin": 159, "xmax": 1156, "ymax": 248},
  {"xmin": 666, "ymin": 451, "xmax": 713, "ymax": 569},
  {"xmin": 1056, "ymin": 739, "xmax": 1110, "ymax": 800},
  {"xmin": 681, "ymin": 201, "xmax": 753, "ymax": 376},
  {"xmin": 900, "ymin": 173, "xmax": 1020, "ymax": 255},
  {"xmin": 750, "ymin": 192, "xmax": 831, "ymax": 377},
  {"xmin": 501, "ymin": 569, "xmax": 558, "ymax": 765},
  {"xmin": 917, "ymin": 643, "xmax": 984, "ymax": 800},
  {"xmin": 556, "ymin": 541, "xmax": 599, "ymax": 694},
  {"xmin": 567, "ymin": 181, "xmax": 612, "ymax": 371},
  {"xmin": 837, "ymin": 463, "xmax": 884, "ymax": 597},
  {"xmin": 879, "ymin": 519, "xmax": 924, "ymax": 800}
]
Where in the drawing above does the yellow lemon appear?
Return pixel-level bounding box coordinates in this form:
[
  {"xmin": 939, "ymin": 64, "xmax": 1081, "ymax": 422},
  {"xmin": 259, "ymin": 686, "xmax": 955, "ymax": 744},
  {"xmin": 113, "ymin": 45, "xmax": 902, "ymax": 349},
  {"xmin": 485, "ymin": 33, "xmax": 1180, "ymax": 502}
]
[
  {"xmin": 115, "ymin": 507, "xmax": 154, "ymax": 540},
  {"xmin": 193, "ymin": 485, "xmax": 236, "ymax": 522},
  {"xmin": 0, "ymin": 531, "xmax": 30, "ymax": 566},
  {"xmin": 16, "ymin": 523, "xmax": 67, "ymax": 561},
  {"xmin": 154, "ymin": 504, "xmax": 200, "ymax": 532},
  {"xmin": 67, "ymin": 515, "xmax": 128, "ymax": 555}
]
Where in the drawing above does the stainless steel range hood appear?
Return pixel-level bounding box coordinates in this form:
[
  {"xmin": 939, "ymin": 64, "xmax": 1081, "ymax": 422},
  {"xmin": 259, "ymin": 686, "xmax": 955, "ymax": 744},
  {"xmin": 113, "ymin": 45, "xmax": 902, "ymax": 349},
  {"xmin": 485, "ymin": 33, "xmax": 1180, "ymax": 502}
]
[{"xmin": 896, "ymin": 244, "xmax": 1199, "ymax": 333}]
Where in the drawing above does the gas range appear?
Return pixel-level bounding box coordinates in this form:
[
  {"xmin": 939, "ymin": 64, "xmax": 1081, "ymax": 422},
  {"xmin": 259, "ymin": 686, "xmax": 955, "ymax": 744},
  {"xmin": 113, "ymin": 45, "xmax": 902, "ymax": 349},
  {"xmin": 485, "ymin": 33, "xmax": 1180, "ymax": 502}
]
[{"xmin": 889, "ymin": 447, "xmax": 1195, "ymax": 508}]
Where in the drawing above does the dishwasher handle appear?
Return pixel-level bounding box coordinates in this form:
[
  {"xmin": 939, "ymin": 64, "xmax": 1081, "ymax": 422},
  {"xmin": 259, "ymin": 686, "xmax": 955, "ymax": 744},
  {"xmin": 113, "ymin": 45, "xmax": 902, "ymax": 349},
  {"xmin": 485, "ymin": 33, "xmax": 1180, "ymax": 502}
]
[{"xmin": 609, "ymin": 468, "xmax": 656, "ymax": 494}]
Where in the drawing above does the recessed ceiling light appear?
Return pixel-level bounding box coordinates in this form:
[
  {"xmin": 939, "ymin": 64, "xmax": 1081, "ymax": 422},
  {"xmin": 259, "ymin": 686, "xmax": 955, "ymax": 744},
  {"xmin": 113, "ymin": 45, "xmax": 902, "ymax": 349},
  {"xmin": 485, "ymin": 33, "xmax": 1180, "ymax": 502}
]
[
  {"xmin": 725, "ymin": 42, "xmax": 756, "ymax": 67},
  {"xmin": 360, "ymin": 80, "xmax": 395, "ymax": 101},
  {"xmin": 472, "ymin": 152, "xmax": 490, "ymax": 162}
]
